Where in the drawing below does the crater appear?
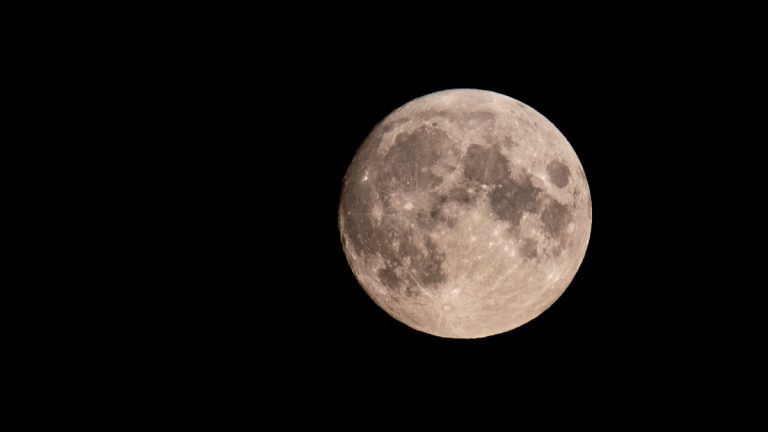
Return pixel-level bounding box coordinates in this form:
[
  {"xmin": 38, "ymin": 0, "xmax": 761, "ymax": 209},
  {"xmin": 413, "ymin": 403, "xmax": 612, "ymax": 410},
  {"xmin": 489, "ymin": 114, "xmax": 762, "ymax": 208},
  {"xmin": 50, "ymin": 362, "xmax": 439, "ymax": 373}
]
[
  {"xmin": 463, "ymin": 144, "xmax": 511, "ymax": 185},
  {"xmin": 488, "ymin": 175, "xmax": 542, "ymax": 227},
  {"xmin": 547, "ymin": 160, "xmax": 571, "ymax": 188}
]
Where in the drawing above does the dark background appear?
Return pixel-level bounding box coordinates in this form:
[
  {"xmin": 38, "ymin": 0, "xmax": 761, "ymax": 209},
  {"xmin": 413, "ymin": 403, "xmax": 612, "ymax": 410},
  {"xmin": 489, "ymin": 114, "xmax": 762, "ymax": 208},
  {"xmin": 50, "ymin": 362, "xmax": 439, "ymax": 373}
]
[
  {"xmin": 112, "ymin": 19, "xmax": 762, "ymax": 411},
  {"xmin": 178, "ymin": 49, "xmax": 749, "ymax": 390},
  {"xmin": 11, "ymin": 7, "xmax": 762, "ymax": 424}
]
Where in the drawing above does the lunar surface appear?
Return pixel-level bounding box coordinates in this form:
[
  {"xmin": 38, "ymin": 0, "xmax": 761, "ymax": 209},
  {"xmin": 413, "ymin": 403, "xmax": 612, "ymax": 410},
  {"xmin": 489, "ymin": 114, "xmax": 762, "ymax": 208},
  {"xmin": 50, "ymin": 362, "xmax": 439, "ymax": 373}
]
[{"xmin": 339, "ymin": 89, "xmax": 591, "ymax": 338}]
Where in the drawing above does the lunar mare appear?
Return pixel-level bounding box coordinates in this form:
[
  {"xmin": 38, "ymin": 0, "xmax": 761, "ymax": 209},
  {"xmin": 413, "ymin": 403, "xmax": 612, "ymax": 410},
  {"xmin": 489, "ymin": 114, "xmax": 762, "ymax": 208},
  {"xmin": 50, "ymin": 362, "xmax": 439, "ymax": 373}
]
[{"xmin": 339, "ymin": 89, "xmax": 591, "ymax": 339}]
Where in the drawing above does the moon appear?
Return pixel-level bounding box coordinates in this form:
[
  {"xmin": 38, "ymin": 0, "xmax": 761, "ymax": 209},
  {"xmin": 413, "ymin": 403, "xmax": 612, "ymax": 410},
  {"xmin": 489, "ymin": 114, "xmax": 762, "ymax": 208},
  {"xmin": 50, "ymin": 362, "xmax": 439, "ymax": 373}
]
[{"xmin": 338, "ymin": 89, "xmax": 591, "ymax": 338}]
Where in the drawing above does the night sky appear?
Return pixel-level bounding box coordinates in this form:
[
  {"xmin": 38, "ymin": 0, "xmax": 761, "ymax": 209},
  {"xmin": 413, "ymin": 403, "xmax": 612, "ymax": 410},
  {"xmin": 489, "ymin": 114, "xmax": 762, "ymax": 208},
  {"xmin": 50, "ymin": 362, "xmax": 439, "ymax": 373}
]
[{"xmin": 139, "ymin": 28, "xmax": 757, "ymax": 411}]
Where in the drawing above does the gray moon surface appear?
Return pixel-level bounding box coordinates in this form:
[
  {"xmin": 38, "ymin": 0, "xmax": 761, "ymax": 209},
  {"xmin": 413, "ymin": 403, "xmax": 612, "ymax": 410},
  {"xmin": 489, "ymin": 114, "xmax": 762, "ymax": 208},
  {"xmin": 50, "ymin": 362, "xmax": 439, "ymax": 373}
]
[{"xmin": 339, "ymin": 89, "xmax": 591, "ymax": 338}]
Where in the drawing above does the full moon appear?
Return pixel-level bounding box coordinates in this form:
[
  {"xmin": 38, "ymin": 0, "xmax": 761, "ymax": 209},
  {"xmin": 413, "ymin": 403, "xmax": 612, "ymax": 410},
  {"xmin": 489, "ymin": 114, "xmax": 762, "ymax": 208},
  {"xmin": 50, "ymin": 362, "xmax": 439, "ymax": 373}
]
[{"xmin": 339, "ymin": 89, "xmax": 591, "ymax": 338}]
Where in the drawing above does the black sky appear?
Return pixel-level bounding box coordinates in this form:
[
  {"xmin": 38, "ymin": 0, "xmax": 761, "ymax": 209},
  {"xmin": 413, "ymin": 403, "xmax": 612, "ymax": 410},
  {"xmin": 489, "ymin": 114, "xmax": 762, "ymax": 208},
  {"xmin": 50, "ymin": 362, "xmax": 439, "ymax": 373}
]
[
  {"xmin": 20, "ymin": 7, "xmax": 764, "ymax": 424},
  {"xmin": 141, "ymin": 26, "xmax": 761, "ymax": 409},
  {"xmin": 193, "ymin": 57, "xmax": 717, "ymax": 380}
]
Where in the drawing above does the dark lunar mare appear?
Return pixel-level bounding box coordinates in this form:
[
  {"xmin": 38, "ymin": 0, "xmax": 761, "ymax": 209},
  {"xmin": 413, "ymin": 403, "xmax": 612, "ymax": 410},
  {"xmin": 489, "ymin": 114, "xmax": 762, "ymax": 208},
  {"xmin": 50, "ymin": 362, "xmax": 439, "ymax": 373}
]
[
  {"xmin": 460, "ymin": 142, "xmax": 573, "ymax": 256},
  {"xmin": 342, "ymin": 113, "xmax": 576, "ymax": 299},
  {"xmin": 341, "ymin": 123, "xmax": 452, "ymax": 296},
  {"xmin": 547, "ymin": 160, "xmax": 571, "ymax": 188}
]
